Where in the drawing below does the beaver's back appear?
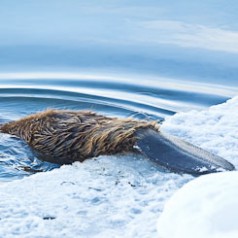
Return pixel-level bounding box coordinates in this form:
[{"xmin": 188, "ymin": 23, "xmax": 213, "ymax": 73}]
[{"xmin": 0, "ymin": 109, "xmax": 158, "ymax": 164}]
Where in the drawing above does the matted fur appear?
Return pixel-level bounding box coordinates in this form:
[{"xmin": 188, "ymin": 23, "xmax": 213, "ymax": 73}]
[{"xmin": 0, "ymin": 109, "xmax": 159, "ymax": 164}]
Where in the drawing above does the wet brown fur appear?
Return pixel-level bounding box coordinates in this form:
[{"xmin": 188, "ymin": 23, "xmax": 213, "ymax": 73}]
[{"xmin": 0, "ymin": 109, "xmax": 159, "ymax": 164}]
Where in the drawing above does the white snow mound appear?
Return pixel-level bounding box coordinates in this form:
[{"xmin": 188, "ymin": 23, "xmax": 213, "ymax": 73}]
[{"xmin": 157, "ymin": 171, "xmax": 238, "ymax": 238}]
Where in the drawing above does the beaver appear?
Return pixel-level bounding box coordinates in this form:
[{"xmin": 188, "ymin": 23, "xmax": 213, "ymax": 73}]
[{"xmin": 0, "ymin": 109, "xmax": 235, "ymax": 175}]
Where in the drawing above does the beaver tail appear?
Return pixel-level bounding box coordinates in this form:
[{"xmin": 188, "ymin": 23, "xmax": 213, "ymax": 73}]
[{"xmin": 135, "ymin": 128, "xmax": 235, "ymax": 176}]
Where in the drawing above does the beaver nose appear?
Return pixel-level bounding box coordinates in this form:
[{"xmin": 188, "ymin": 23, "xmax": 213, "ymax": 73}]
[{"xmin": 135, "ymin": 128, "xmax": 235, "ymax": 176}]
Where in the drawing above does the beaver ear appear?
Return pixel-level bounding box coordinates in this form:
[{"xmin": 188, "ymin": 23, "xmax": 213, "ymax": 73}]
[{"xmin": 135, "ymin": 128, "xmax": 235, "ymax": 176}]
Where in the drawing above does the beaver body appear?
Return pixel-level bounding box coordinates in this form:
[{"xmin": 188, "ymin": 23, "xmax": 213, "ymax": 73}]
[
  {"xmin": 0, "ymin": 109, "xmax": 235, "ymax": 175},
  {"xmin": 0, "ymin": 109, "xmax": 158, "ymax": 164}
]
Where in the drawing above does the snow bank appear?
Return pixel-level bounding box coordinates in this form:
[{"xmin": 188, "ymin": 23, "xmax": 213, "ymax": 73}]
[
  {"xmin": 162, "ymin": 96, "xmax": 238, "ymax": 168},
  {"xmin": 157, "ymin": 172, "xmax": 238, "ymax": 238},
  {"xmin": 158, "ymin": 96, "xmax": 238, "ymax": 238}
]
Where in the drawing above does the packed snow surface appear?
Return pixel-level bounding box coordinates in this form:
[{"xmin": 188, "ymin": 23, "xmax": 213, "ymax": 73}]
[
  {"xmin": 0, "ymin": 96, "xmax": 237, "ymax": 238},
  {"xmin": 0, "ymin": 156, "xmax": 190, "ymax": 238}
]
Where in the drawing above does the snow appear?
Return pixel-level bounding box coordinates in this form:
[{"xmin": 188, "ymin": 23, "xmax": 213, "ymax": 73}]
[
  {"xmin": 162, "ymin": 96, "xmax": 238, "ymax": 168},
  {"xmin": 0, "ymin": 96, "xmax": 237, "ymax": 237},
  {"xmin": 157, "ymin": 172, "xmax": 238, "ymax": 238},
  {"xmin": 0, "ymin": 155, "xmax": 190, "ymax": 238},
  {"xmin": 157, "ymin": 96, "xmax": 238, "ymax": 238}
]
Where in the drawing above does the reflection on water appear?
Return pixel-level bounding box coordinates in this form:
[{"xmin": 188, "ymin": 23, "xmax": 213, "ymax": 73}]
[{"xmin": 0, "ymin": 72, "xmax": 237, "ymax": 181}]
